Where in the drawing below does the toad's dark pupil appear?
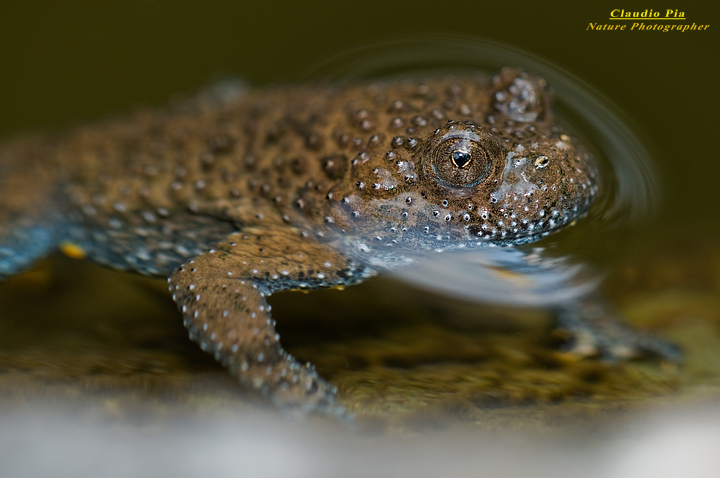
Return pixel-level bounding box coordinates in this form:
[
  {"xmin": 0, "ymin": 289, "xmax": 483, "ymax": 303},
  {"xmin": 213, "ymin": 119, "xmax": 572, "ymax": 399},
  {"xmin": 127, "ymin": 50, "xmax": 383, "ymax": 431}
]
[{"xmin": 451, "ymin": 150, "xmax": 472, "ymax": 168}]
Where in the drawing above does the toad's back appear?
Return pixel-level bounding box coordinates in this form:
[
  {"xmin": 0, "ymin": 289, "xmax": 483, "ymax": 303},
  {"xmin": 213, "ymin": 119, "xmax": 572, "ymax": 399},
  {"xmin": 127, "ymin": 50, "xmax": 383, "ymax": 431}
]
[
  {"xmin": 1, "ymin": 70, "xmax": 597, "ymax": 276},
  {"xmin": 2, "ymin": 69, "xmax": 637, "ymax": 415}
]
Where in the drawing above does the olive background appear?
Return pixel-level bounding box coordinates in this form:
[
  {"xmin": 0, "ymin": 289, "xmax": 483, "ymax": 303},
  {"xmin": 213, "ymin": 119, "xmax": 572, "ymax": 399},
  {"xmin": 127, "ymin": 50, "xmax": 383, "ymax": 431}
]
[{"xmin": 0, "ymin": 1, "xmax": 718, "ymax": 431}]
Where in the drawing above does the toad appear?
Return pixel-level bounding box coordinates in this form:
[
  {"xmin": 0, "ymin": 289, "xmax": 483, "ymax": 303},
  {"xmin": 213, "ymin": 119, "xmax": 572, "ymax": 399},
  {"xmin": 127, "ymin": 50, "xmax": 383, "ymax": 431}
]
[{"xmin": 0, "ymin": 68, "xmax": 676, "ymax": 416}]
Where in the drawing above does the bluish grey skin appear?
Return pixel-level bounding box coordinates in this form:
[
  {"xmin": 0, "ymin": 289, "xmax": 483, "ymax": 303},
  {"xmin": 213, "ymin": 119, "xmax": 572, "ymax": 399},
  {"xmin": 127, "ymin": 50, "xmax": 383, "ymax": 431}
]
[{"xmin": 0, "ymin": 69, "xmax": 678, "ymax": 416}]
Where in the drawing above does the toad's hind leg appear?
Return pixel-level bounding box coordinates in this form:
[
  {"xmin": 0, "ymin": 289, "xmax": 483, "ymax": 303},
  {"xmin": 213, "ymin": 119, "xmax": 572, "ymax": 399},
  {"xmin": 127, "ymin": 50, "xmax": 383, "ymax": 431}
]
[
  {"xmin": 0, "ymin": 142, "xmax": 62, "ymax": 279},
  {"xmin": 168, "ymin": 228, "xmax": 372, "ymax": 416},
  {"xmin": 0, "ymin": 219, "xmax": 57, "ymax": 279}
]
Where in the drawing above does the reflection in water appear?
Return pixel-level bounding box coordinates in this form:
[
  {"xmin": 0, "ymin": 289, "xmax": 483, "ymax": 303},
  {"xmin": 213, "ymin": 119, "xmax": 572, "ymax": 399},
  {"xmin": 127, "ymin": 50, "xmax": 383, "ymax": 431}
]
[{"xmin": 391, "ymin": 247, "xmax": 597, "ymax": 308}]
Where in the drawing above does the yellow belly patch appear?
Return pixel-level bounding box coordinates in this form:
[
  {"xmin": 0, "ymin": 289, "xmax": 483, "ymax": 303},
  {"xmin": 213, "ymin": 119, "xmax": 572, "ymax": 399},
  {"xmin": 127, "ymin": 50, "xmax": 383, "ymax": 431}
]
[{"xmin": 59, "ymin": 242, "xmax": 87, "ymax": 259}]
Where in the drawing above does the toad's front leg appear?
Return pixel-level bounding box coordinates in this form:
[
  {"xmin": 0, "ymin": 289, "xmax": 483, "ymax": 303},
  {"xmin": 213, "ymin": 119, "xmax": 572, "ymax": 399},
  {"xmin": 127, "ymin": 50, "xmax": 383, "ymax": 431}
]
[{"xmin": 167, "ymin": 227, "xmax": 372, "ymax": 416}]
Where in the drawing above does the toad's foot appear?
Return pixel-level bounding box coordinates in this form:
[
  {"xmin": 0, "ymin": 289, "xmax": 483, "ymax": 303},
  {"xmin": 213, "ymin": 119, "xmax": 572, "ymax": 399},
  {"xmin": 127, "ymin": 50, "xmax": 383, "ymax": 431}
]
[
  {"xmin": 168, "ymin": 226, "xmax": 371, "ymax": 417},
  {"xmin": 555, "ymin": 295, "xmax": 681, "ymax": 362}
]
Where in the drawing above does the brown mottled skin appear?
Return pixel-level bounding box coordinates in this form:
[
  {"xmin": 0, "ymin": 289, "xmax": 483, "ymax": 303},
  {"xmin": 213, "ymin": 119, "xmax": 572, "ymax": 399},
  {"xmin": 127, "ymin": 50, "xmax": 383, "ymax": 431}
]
[{"xmin": 0, "ymin": 69, "xmax": 676, "ymax": 416}]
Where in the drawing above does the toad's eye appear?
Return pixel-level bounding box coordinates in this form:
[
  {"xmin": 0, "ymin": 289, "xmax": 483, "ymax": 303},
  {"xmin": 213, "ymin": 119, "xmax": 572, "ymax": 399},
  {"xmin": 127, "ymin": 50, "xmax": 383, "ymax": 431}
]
[{"xmin": 425, "ymin": 122, "xmax": 502, "ymax": 188}]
